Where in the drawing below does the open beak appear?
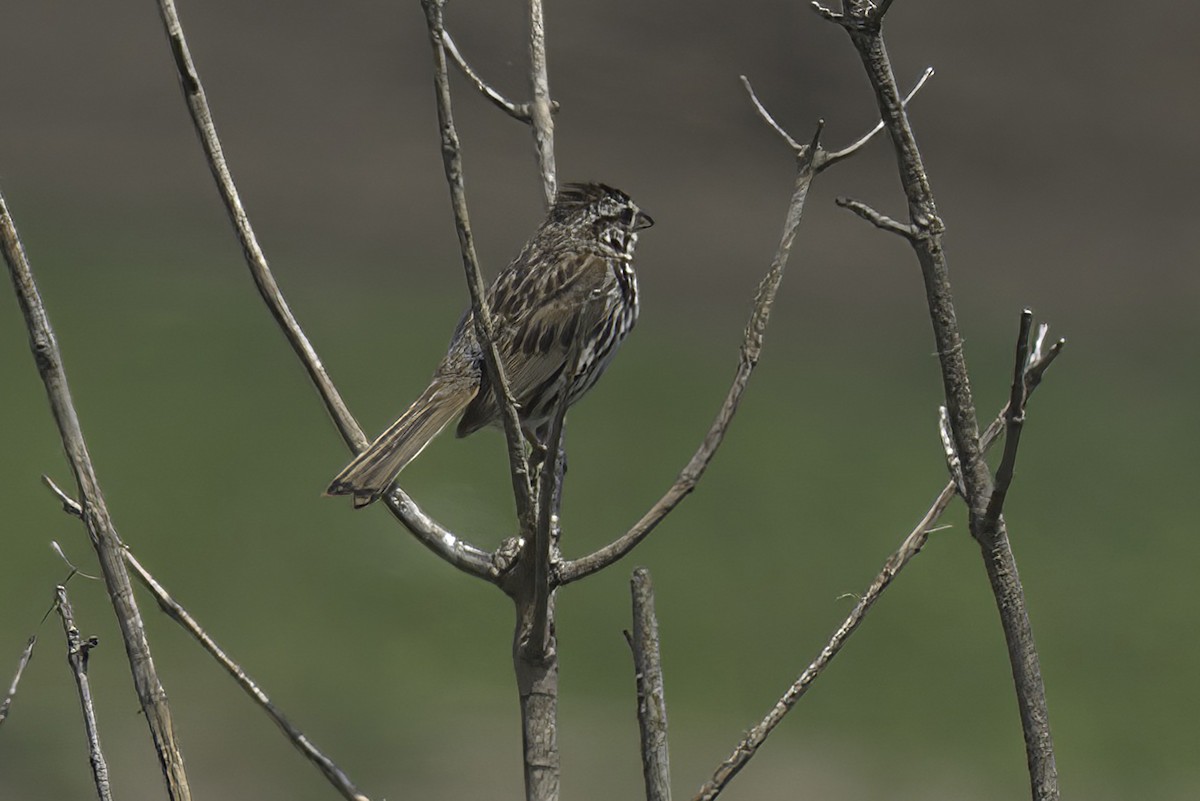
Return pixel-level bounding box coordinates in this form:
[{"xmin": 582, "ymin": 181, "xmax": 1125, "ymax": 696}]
[{"xmin": 634, "ymin": 210, "xmax": 655, "ymax": 231}]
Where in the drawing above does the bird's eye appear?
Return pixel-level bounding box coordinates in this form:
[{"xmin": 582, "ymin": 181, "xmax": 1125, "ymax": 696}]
[{"xmin": 618, "ymin": 206, "xmax": 637, "ymax": 227}]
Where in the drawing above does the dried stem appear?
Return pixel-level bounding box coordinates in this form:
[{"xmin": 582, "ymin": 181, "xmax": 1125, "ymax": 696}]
[
  {"xmin": 820, "ymin": 4, "xmax": 1060, "ymax": 797},
  {"xmin": 0, "ymin": 636, "xmax": 37, "ymax": 728},
  {"xmin": 1, "ymin": 187, "xmax": 192, "ymax": 800},
  {"xmin": 153, "ymin": 0, "xmax": 496, "ymax": 580},
  {"xmin": 629, "ymin": 568, "xmax": 672, "ymax": 801},
  {"xmin": 693, "ymin": 336, "xmax": 1063, "ymax": 801},
  {"xmin": 55, "ymin": 586, "xmax": 113, "ymax": 801}
]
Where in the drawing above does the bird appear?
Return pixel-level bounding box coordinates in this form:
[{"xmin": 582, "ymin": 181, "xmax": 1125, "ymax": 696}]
[{"xmin": 326, "ymin": 182, "xmax": 653, "ymax": 508}]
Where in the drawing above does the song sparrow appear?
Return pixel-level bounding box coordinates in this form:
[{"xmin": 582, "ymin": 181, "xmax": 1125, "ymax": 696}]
[{"xmin": 326, "ymin": 182, "xmax": 653, "ymax": 508}]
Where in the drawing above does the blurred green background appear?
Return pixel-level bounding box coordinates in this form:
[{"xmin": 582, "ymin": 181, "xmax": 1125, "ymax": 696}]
[{"xmin": 2, "ymin": 1, "xmax": 1196, "ymax": 799}]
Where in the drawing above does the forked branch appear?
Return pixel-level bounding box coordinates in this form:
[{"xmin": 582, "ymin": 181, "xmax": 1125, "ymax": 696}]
[
  {"xmin": 819, "ymin": 3, "xmax": 1061, "ymax": 797},
  {"xmin": 558, "ymin": 70, "xmax": 932, "ymax": 585}
]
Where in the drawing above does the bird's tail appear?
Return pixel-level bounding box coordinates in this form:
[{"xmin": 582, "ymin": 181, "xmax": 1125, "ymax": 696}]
[{"xmin": 325, "ymin": 380, "xmax": 477, "ymax": 508}]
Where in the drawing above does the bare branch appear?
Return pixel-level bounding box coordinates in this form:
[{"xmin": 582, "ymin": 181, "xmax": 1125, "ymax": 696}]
[
  {"xmin": 739, "ymin": 76, "xmax": 804, "ymax": 152},
  {"xmin": 153, "ymin": 0, "xmax": 496, "ymax": 580},
  {"xmin": 814, "ymin": 8, "xmax": 1060, "ymax": 795},
  {"xmin": 527, "ymin": 0, "xmax": 557, "ymax": 204},
  {"xmin": 693, "ymin": 351, "xmax": 1064, "ymax": 801},
  {"xmin": 0, "ymin": 636, "xmax": 37, "ymax": 728},
  {"xmin": 1, "ymin": 186, "xmax": 192, "ymax": 800},
  {"xmin": 123, "ymin": 549, "xmax": 371, "ymax": 801},
  {"xmin": 985, "ymin": 310, "xmax": 1033, "ymax": 522},
  {"xmin": 629, "ymin": 568, "xmax": 672, "ymax": 801},
  {"xmin": 822, "ymin": 66, "xmax": 933, "ymax": 167},
  {"xmin": 741, "ymin": 67, "xmax": 933, "ymax": 173},
  {"xmin": 43, "ymin": 458, "xmax": 373, "ymax": 798},
  {"xmin": 55, "ymin": 586, "xmax": 113, "ymax": 801},
  {"xmin": 562, "ymin": 71, "xmax": 935, "ymax": 583},
  {"xmin": 836, "ymin": 196, "xmax": 916, "ymax": 237},
  {"xmin": 421, "ymin": 0, "xmax": 537, "ymax": 542},
  {"xmin": 444, "ymin": 30, "xmax": 531, "ymax": 122},
  {"xmin": 558, "ymin": 152, "xmax": 816, "ymax": 584}
]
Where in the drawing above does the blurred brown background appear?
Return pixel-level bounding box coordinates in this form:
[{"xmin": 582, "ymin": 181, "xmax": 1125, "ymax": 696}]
[{"xmin": 1, "ymin": 1, "xmax": 1196, "ymax": 799}]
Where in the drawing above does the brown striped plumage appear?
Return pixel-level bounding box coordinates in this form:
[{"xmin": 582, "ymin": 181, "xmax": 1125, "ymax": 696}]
[{"xmin": 326, "ymin": 183, "xmax": 652, "ymax": 508}]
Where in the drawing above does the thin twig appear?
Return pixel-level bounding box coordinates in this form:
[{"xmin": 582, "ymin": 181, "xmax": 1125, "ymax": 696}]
[
  {"xmin": 692, "ymin": 347, "xmax": 1063, "ymax": 801},
  {"xmin": 0, "ymin": 636, "xmax": 37, "ymax": 728},
  {"xmin": 421, "ymin": 0, "xmax": 537, "ymax": 545},
  {"xmin": 1, "ymin": 186, "xmax": 192, "ymax": 800},
  {"xmin": 124, "ymin": 550, "xmax": 372, "ymax": 801},
  {"xmin": 152, "ymin": 0, "xmax": 496, "ymax": 580},
  {"xmin": 526, "ymin": 0, "xmax": 557, "ymax": 204},
  {"xmin": 55, "ymin": 586, "xmax": 113, "ymax": 801},
  {"xmin": 629, "ymin": 568, "xmax": 672, "ymax": 801},
  {"xmin": 823, "ymin": 67, "xmax": 933, "ymax": 167},
  {"xmin": 835, "ymin": 196, "xmax": 915, "ymax": 238},
  {"xmin": 740, "ymin": 66, "xmax": 933, "ymax": 173},
  {"xmin": 444, "ymin": 31, "xmax": 530, "ymax": 122}
]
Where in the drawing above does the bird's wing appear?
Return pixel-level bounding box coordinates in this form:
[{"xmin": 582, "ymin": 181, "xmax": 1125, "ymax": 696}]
[{"xmin": 456, "ymin": 249, "xmax": 614, "ymax": 435}]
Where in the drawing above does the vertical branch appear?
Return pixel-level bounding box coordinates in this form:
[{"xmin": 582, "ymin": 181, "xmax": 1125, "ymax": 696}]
[
  {"xmin": 629, "ymin": 568, "xmax": 672, "ymax": 801},
  {"xmin": 512, "ymin": 603, "xmax": 560, "ymax": 801},
  {"xmin": 55, "ymin": 586, "xmax": 113, "ymax": 801},
  {"xmin": 527, "ymin": 0, "xmax": 557, "ymax": 205},
  {"xmin": 421, "ymin": 0, "xmax": 536, "ymax": 536},
  {"xmin": 1, "ymin": 188, "xmax": 192, "ymax": 801},
  {"xmin": 821, "ymin": 5, "xmax": 1059, "ymax": 799}
]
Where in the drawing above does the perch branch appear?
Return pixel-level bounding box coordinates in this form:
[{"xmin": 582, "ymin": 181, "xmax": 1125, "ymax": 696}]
[
  {"xmin": 628, "ymin": 568, "xmax": 672, "ymax": 801},
  {"xmin": 693, "ymin": 331, "xmax": 1063, "ymax": 800},
  {"xmin": 1, "ymin": 186, "xmax": 192, "ymax": 800},
  {"xmin": 55, "ymin": 586, "xmax": 113, "ymax": 801},
  {"xmin": 0, "ymin": 636, "xmax": 37, "ymax": 728},
  {"xmin": 422, "ymin": 0, "xmax": 537, "ymax": 542},
  {"xmin": 41, "ymin": 477, "xmax": 371, "ymax": 801},
  {"xmin": 819, "ymin": 4, "xmax": 1060, "ymax": 797},
  {"xmin": 153, "ymin": 0, "xmax": 496, "ymax": 580}
]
